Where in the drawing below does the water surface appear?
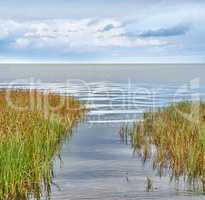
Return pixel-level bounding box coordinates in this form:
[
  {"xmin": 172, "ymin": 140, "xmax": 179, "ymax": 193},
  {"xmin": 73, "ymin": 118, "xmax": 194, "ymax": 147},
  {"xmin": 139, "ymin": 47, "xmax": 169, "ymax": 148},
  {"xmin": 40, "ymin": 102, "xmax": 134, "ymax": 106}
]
[{"xmin": 0, "ymin": 64, "xmax": 205, "ymax": 199}]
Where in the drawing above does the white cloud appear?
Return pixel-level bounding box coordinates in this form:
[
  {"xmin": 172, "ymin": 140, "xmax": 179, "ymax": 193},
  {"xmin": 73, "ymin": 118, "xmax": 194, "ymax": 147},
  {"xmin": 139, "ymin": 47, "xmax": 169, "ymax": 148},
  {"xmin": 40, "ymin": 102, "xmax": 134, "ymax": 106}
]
[
  {"xmin": 14, "ymin": 38, "xmax": 31, "ymax": 48},
  {"xmin": 0, "ymin": 19, "xmax": 164, "ymax": 52},
  {"xmin": 0, "ymin": 5, "xmax": 204, "ymax": 63}
]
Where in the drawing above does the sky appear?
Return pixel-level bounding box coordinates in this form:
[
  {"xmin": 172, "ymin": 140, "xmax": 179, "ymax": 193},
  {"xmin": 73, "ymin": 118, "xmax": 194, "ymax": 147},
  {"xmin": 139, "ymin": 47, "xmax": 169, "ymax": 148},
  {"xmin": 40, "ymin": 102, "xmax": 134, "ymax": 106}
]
[{"xmin": 0, "ymin": 0, "xmax": 205, "ymax": 63}]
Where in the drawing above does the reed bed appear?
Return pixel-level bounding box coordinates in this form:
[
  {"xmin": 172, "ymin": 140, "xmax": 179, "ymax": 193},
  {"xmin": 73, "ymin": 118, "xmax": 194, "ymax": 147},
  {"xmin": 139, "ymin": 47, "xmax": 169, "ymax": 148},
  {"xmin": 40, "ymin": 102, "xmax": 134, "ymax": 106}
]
[
  {"xmin": 120, "ymin": 101, "xmax": 205, "ymax": 192},
  {"xmin": 0, "ymin": 90, "xmax": 86, "ymax": 199}
]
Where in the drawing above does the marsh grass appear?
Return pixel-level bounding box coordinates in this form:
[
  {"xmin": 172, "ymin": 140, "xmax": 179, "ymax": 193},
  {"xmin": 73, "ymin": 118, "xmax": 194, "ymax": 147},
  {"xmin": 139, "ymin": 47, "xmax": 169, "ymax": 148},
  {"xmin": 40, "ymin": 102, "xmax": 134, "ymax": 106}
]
[
  {"xmin": 0, "ymin": 90, "xmax": 86, "ymax": 199},
  {"xmin": 120, "ymin": 101, "xmax": 205, "ymax": 193}
]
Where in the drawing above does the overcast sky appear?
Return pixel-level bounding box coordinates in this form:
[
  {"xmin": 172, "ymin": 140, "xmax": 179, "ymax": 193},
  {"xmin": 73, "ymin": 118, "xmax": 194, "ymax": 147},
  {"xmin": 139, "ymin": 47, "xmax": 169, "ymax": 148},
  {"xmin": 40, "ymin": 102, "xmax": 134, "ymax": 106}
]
[{"xmin": 0, "ymin": 0, "xmax": 205, "ymax": 63}]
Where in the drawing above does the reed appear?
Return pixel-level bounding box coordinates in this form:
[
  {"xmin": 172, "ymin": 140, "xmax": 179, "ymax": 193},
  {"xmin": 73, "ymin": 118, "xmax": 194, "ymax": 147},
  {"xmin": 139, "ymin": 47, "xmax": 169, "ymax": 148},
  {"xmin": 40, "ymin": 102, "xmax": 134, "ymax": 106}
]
[
  {"xmin": 0, "ymin": 90, "xmax": 86, "ymax": 199},
  {"xmin": 120, "ymin": 101, "xmax": 205, "ymax": 192}
]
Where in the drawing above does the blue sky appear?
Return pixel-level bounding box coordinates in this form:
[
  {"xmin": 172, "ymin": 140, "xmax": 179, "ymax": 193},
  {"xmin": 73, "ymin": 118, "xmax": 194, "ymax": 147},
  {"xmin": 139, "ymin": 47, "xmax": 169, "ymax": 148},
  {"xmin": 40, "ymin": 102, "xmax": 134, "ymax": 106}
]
[{"xmin": 0, "ymin": 0, "xmax": 205, "ymax": 63}]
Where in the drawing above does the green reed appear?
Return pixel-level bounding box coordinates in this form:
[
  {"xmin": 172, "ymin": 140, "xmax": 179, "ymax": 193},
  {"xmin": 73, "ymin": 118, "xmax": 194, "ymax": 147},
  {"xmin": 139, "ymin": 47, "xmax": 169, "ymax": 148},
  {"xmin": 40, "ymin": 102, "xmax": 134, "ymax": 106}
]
[
  {"xmin": 0, "ymin": 90, "xmax": 86, "ymax": 199},
  {"xmin": 120, "ymin": 101, "xmax": 205, "ymax": 193}
]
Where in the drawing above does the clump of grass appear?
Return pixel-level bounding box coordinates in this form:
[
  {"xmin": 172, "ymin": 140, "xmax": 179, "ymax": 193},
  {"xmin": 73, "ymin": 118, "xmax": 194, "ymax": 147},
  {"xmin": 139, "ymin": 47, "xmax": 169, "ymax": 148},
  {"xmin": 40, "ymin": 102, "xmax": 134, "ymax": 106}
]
[
  {"xmin": 120, "ymin": 101, "xmax": 205, "ymax": 192},
  {"xmin": 0, "ymin": 90, "xmax": 86, "ymax": 199}
]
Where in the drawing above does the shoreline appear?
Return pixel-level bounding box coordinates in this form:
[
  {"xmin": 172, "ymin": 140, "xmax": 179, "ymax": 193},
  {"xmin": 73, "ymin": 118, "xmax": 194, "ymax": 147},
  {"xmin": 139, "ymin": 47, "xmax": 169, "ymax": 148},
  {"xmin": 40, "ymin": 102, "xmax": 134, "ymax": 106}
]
[{"xmin": 121, "ymin": 101, "xmax": 205, "ymax": 193}]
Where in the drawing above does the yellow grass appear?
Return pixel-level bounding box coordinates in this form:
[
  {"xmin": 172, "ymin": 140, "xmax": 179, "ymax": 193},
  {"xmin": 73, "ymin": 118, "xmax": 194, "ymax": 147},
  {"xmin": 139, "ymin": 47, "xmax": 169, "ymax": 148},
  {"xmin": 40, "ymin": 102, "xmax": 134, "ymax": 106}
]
[
  {"xmin": 120, "ymin": 101, "xmax": 205, "ymax": 193},
  {"xmin": 0, "ymin": 90, "xmax": 86, "ymax": 199}
]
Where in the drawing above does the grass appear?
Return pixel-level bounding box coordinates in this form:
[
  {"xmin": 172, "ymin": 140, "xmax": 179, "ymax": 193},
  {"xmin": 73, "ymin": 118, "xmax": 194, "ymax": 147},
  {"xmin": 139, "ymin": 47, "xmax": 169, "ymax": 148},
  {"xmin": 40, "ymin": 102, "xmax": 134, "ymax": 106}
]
[
  {"xmin": 120, "ymin": 101, "xmax": 205, "ymax": 192},
  {"xmin": 0, "ymin": 89, "xmax": 86, "ymax": 199}
]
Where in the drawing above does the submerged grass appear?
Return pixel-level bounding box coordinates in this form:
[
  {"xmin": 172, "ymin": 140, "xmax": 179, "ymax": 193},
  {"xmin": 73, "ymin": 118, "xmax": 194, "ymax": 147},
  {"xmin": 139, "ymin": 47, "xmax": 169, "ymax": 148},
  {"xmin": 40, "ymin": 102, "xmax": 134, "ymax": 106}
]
[
  {"xmin": 120, "ymin": 101, "xmax": 205, "ymax": 192},
  {"xmin": 0, "ymin": 90, "xmax": 86, "ymax": 199}
]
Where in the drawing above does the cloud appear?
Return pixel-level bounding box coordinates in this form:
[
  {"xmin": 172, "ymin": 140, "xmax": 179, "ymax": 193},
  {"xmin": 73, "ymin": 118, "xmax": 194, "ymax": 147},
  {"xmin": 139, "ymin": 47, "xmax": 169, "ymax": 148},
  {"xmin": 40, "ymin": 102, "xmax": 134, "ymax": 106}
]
[
  {"xmin": 0, "ymin": 2, "xmax": 204, "ymax": 63},
  {"xmin": 121, "ymin": 24, "xmax": 190, "ymax": 38},
  {"xmin": 101, "ymin": 24, "xmax": 115, "ymax": 32},
  {"xmin": 0, "ymin": 19, "xmax": 164, "ymax": 53},
  {"xmin": 139, "ymin": 24, "xmax": 190, "ymax": 37}
]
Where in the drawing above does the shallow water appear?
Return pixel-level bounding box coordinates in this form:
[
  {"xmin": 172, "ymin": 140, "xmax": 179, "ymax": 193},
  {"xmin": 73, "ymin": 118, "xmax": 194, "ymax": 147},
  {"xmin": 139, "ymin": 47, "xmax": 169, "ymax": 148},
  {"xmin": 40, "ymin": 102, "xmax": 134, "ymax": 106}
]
[
  {"xmin": 48, "ymin": 123, "xmax": 203, "ymax": 200},
  {"xmin": 1, "ymin": 64, "xmax": 205, "ymax": 199}
]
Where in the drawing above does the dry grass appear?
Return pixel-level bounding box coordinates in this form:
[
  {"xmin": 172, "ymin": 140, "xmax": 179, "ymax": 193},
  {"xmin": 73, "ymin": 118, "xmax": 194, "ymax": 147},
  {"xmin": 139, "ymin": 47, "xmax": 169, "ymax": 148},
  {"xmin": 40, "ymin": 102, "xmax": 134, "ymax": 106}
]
[
  {"xmin": 120, "ymin": 101, "xmax": 205, "ymax": 193},
  {"xmin": 0, "ymin": 90, "xmax": 86, "ymax": 199}
]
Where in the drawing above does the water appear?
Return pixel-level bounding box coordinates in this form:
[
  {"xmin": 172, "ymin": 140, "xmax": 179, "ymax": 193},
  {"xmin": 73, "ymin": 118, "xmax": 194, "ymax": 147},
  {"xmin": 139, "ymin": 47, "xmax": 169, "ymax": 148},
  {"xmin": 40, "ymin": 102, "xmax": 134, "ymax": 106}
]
[{"xmin": 0, "ymin": 64, "xmax": 205, "ymax": 199}]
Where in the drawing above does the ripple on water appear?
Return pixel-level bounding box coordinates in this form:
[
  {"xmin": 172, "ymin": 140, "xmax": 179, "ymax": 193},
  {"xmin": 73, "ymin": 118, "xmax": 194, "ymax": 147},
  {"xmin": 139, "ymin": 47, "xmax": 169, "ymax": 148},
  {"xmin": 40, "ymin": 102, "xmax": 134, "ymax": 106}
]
[{"xmin": 1, "ymin": 82, "xmax": 205, "ymax": 199}]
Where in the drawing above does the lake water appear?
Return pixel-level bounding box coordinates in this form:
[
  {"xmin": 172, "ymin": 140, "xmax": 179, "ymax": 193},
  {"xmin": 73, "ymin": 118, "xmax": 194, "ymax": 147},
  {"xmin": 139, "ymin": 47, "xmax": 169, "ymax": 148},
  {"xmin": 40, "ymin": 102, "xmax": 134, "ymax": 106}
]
[{"xmin": 0, "ymin": 64, "xmax": 205, "ymax": 199}]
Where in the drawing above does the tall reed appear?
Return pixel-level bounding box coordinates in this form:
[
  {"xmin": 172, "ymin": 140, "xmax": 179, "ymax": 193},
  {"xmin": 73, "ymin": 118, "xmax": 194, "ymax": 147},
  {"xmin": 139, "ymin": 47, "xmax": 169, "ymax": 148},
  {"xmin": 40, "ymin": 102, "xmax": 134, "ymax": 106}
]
[
  {"xmin": 0, "ymin": 90, "xmax": 86, "ymax": 199},
  {"xmin": 120, "ymin": 101, "xmax": 205, "ymax": 192}
]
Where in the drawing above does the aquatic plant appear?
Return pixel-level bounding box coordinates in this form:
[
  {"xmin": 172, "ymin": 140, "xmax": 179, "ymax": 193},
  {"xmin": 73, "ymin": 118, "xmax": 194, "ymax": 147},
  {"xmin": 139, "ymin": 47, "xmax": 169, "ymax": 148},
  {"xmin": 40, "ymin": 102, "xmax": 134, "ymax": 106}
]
[
  {"xmin": 0, "ymin": 90, "xmax": 86, "ymax": 199},
  {"xmin": 120, "ymin": 101, "xmax": 205, "ymax": 193}
]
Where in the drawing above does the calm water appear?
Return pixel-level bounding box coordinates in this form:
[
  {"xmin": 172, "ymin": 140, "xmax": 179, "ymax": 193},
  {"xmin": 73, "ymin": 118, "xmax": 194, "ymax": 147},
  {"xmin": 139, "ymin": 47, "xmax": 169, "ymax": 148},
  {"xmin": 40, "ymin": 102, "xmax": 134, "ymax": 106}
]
[{"xmin": 0, "ymin": 64, "xmax": 205, "ymax": 199}]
